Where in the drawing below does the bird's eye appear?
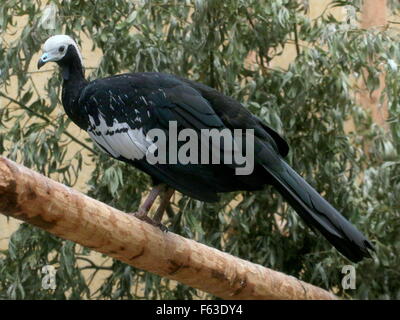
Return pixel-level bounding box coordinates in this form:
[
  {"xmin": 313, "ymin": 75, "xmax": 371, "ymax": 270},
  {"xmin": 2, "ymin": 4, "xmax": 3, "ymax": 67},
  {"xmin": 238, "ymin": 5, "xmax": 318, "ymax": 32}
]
[{"xmin": 59, "ymin": 46, "xmax": 65, "ymax": 53}]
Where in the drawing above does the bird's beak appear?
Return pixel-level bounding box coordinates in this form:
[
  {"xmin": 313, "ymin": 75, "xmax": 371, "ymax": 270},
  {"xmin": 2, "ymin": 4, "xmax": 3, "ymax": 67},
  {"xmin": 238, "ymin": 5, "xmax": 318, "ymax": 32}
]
[{"xmin": 37, "ymin": 53, "xmax": 49, "ymax": 69}]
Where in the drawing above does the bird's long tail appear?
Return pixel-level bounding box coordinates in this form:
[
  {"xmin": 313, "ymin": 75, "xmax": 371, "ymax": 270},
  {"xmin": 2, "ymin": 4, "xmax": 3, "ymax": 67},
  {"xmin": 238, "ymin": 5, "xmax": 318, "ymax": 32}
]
[{"xmin": 261, "ymin": 158, "xmax": 374, "ymax": 263}]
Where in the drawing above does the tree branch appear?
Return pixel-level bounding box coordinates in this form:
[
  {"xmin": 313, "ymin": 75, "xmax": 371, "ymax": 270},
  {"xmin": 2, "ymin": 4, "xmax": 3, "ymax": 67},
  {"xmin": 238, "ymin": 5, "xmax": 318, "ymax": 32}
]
[
  {"xmin": 0, "ymin": 156, "xmax": 337, "ymax": 300},
  {"xmin": 293, "ymin": 21, "xmax": 300, "ymax": 57}
]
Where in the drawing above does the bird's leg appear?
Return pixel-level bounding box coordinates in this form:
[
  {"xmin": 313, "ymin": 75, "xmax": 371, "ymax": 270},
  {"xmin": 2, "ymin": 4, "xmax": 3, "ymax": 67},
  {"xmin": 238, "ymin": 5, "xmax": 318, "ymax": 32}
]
[
  {"xmin": 132, "ymin": 184, "xmax": 164, "ymax": 223},
  {"xmin": 153, "ymin": 188, "xmax": 175, "ymax": 224},
  {"xmin": 131, "ymin": 184, "xmax": 174, "ymax": 232}
]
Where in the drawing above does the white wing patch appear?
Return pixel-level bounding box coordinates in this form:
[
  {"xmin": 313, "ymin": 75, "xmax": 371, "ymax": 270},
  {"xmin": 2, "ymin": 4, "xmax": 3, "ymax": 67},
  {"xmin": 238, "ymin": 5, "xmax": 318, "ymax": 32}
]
[{"xmin": 88, "ymin": 115, "xmax": 153, "ymax": 161}]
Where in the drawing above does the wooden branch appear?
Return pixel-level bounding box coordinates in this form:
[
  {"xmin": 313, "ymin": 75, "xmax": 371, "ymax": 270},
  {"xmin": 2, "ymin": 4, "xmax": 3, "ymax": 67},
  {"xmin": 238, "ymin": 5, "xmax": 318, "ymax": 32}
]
[{"xmin": 0, "ymin": 157, "xmax": 337, "ymax": 300}]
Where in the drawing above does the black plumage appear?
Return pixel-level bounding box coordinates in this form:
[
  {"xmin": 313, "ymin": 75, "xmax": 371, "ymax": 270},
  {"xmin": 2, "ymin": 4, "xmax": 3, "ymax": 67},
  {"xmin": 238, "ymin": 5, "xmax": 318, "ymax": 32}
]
[{"xmin": 38, "ymin": 35, "xmax": 374, "ymax": 263}]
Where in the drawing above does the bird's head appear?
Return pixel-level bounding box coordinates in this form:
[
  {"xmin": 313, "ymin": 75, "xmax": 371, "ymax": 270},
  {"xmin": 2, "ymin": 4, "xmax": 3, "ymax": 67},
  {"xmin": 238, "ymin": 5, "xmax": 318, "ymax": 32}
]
[{"xmin": 37, "ymin": 35, "xmax": 83, "ymax": 69}]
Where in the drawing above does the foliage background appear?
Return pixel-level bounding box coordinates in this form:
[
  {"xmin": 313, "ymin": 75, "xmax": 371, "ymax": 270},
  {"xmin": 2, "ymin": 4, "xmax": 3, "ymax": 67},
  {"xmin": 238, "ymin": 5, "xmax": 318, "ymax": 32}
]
[{"xmin": 0, "ymin": 0, "xmax": 399, "ymax": 299}]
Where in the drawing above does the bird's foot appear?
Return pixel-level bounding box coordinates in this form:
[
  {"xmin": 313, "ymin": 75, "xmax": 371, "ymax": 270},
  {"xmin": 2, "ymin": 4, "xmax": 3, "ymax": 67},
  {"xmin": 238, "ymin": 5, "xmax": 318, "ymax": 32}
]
[
  {"xmin": 156, "ymin": 223, "xmax": 169, "ymax": 233},
  {"xmin": 130, "ymin": 210, "xmax": 168, "ymax": 232}
]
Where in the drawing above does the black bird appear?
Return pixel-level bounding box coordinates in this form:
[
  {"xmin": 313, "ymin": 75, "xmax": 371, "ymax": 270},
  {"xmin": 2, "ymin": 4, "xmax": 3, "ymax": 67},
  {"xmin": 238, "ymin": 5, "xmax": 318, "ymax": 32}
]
[{"xmin": 37, "ymin": 35, "xmax": 374, "ymax": 262}]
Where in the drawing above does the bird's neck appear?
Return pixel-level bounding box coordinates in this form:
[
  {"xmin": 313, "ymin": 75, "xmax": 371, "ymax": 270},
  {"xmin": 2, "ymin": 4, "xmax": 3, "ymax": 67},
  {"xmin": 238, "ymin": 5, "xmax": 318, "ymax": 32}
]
[{"xmin": 60, "ymin": 59, "xmax": 88, "ymax": 129}]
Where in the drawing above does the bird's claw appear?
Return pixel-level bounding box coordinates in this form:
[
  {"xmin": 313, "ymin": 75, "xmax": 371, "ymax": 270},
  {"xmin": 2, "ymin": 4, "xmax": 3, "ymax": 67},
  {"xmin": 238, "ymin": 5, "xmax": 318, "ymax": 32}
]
[
  {"xmin": 130, "ymin": 211, "xmax": 168, "ymax": 233},
  {"xmin": 158, "ymin": 224, "xmax": 168, "ymax": 233}
]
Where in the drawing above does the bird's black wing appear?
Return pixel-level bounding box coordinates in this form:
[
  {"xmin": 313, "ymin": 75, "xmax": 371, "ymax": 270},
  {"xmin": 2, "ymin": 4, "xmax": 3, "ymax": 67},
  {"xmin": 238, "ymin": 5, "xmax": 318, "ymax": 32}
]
[
  {"xmin": 78, "ymin": 73, "xmax": 240, "ymax": 201},
  {"xmin": 177, "ymin": 76, "xmax": 289, "ymax": 157}
]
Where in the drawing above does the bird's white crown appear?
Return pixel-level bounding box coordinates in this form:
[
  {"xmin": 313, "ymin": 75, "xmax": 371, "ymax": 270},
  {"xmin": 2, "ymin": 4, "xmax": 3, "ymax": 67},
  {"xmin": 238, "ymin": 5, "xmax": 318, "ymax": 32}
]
[{"xmin": 42, "ymin": 35, "xmax": 83, "ymax": 65}]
